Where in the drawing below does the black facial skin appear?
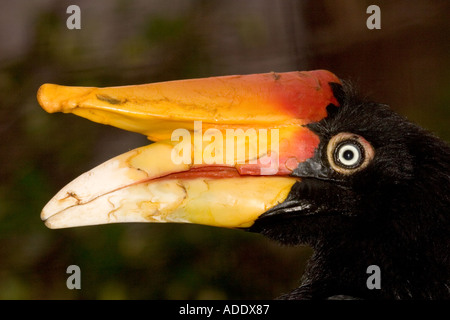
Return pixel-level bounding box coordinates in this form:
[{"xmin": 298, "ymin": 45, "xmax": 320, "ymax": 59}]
[{"xmin": 249, "ymin": 82, "xmax": 450, "ymax": 299}]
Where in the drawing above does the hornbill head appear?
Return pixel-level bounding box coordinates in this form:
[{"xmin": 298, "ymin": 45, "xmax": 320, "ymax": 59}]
[{"xmin": 38, "ymin": 70, "xmax": 450, "ymax": 299}]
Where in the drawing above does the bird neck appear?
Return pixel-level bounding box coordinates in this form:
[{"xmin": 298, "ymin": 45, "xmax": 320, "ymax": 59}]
[{"xmin": 297, "ymin": 218, "xmax": 450, "ymax": 300}]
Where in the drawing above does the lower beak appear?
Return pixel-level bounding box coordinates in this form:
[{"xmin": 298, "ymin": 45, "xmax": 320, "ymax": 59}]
[
  {"xmin": 41, "ymin": 142, "xmax": 297, "ymax": 229},
  {"xmin": 38, "ymin": 70, "xmax": 340, "ymax": 229}
]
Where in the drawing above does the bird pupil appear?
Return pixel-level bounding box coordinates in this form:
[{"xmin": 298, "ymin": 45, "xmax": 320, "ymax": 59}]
[{"xmin": 343, "ymin": 150, "xmax": 354, "ymax": 160}]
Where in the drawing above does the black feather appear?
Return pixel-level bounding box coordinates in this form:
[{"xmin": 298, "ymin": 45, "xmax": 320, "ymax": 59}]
[{"xmin": 251, "ymin": 81, "xmax": 450, "ymax": 299}]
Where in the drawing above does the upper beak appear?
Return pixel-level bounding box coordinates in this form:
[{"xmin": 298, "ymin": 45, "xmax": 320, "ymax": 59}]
[{"xmin": 37, "ymin": 70, "xmax": 340, "ymax": 229}]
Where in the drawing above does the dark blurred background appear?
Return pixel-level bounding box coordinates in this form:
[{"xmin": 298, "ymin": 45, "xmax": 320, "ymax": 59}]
[{"xmin": 0, "ymin": 0, "xmax": 448, "ymax": 299}]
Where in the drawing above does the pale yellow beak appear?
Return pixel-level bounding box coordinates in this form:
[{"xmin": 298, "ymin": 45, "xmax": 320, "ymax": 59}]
[{"xmin": 38, "ymin": 71, "xmax": 340, "ymax": 229}]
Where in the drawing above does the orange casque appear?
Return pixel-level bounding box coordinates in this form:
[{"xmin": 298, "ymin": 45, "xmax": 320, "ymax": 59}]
[{"xmin": 38, "ymin": 70, "xmax": 340, "ymax": 176}]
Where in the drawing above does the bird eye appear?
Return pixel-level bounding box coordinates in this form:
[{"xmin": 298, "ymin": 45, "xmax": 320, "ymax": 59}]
[
  {"xmin": 334, "ymin": 141, "xmax": 364, "ymax": 169},
  {"xmin": 327, "ymin": 133, "xmax": 375, "ymax": 175}
]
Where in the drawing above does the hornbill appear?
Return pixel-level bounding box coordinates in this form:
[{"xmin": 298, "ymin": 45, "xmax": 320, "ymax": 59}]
[{"xmin": 37, "ymin": 70, "xmax": 450, "ymax": 299}]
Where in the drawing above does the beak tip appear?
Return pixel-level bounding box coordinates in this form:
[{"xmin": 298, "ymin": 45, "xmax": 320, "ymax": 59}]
[
  {"xmin": 43, "ymin": 220, "xmax": 55, "ymax": 229},
  {"xmin": 40, "ymin": 210, "xmax": 53, "ymax": 228},
  {"xmin": 38, "ymin": 83, "xmax": 94, "ymax": 114},
  {"xmin": 41, "ymin": 213, "xmax": 56, "ymax": 229},
  {"xmin": 37, "ymin": 83, "xmax": 60, "ymax": 113}
]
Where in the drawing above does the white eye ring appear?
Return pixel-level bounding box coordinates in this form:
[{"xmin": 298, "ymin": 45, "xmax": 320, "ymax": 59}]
[
  {"xmin": 327, "ymin": 133, "xmax": 374, "ymax": 175},
  {"xmin": 334, "ymin": 141, "xmax": 364, "ymax": 169}
]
